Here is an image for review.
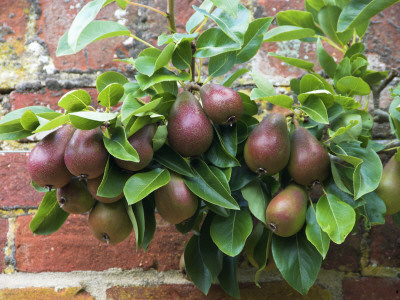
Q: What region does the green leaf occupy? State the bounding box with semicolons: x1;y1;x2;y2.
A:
58;21;130;56
236;17;273;63
103;125;139;162
153;144;195;178
329;112;362;143
210;209;253;256
142;198;156;250
362;70;389;86
171;40;192;70
97;157;130;198
297;96;329;124
20;110;39;131
158;33;198;46
239;92;258;116
124;200;145;250
392;211;400;229
183;159;239;210
298;89;334;107
389;96;400;138
124;168;171;205
96;71;128;93
218;255;240;299
208;51;237;77
136;44;175;76
98;83;124;108
345;43;365;58
336;76;370;96
229;163;257;191
68;112;116;130
136;68;190;90
337;0;400;32
152;125;167;152
334;95;361;110
194;28;241;58
272;232;322;295
206;125;240;168
334;57;352;84
358;192;386;228
305;205;330;258
268;52;314;71
331;141;382;199
264;25;315;42
300;74;324;93
122;98;162;124
317;38;337;78
33;115;69;133
318;6;352;46
210;0;240;17
241;179;270;224
221;69;249;87
185;234;212;295
186;0;214;33
58;90;91;112
277;10;323;34
29;191;69;235
316;193;355;244
254;95;294;109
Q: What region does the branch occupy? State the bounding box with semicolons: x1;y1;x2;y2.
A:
372;69;399;110
167;0;177;33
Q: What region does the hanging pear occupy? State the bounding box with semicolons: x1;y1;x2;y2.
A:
57;178;96;214
376;155;400;215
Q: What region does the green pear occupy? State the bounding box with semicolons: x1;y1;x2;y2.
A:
244;113;290;175
376;155;400;215
57;178;96;214
167;91;213;157
265;184;308;237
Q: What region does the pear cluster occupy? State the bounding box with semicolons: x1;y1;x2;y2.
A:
243;113;330;237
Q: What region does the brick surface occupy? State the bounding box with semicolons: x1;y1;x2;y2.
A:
370;217;400;267
0;152;42;209
0;0;30;45
323;231;361;272
15;214;189;272
0;219;8;272
107;281;331;300
0;287;94;300
343;277;400;300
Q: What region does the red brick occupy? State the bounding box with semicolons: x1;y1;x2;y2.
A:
370;217;400;267
10;88;100;112
15;214;189;272
0;152;42;208
0;287;94;299
0;0;30;45
107;281;331;300
0;218;8;272
343;277;400;300
323;231;361;272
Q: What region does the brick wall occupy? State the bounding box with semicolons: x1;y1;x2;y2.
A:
1;1;400;299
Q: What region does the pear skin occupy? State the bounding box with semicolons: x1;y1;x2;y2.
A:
288;126;330;186
57;178;96;214
200;84;243;125
244;113;290;175
155;172;198;224
376;156;400;215
266;184;308;237
64;128;108;179
115;124;156;171
28;125;75;189
167;91;213;157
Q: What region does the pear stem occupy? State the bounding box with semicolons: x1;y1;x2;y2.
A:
292;117;300;128
265;230;273;265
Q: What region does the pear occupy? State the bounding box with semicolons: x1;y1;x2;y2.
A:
115;124;156;171
200;84;243;125
27;125;75;189
87;175;124;204
266;184;308;237
57;177;96;214
88;200;133;245
288;125;330;186
64;128;108;179
244;113;290;175
167;91;213;157
155;172;198;224
376;156;400;215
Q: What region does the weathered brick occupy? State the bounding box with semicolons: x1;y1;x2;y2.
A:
343;277;400;300
370;217;400;267
107;281;331;300
0;219;8;272
0;152;42;209
323;231;361;273
15;214;189;272
0;287;94;299
0;0;30;45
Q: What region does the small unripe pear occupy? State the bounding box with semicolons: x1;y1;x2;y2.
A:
376;156;400;215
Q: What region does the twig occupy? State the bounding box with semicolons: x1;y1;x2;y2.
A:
372;69;399;110
167;0;176;33
124;0;167;17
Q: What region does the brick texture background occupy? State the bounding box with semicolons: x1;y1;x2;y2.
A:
1;0;400;299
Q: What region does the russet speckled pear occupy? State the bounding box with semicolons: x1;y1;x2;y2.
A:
200;84;243;125
287;126;330;186
376;156;400;215
57;177;96;214
265;184;308;237
155;172;198;224
28;124;76;189
244;113;290;175
167;91;213;157
64;128;108;179
88;200;133;245
115;123;156;172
